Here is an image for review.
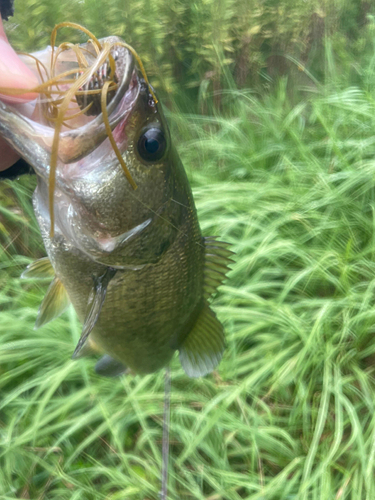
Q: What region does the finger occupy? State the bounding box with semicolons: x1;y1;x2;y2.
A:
0;13;39;170
0;14;39;103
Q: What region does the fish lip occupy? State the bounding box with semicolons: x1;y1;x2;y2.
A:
59;76;140;182
58;37;136;163
58;67;140;165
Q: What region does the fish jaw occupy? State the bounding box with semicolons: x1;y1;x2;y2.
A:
0;37;136;175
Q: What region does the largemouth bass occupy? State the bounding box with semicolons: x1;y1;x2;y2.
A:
0;29;231;378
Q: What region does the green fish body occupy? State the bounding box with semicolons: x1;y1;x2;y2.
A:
0;37;231;377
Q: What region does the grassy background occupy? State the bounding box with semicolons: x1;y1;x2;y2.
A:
2;1;375;499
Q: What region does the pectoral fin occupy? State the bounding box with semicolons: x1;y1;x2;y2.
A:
34;277;70;329
74;337;103;358
72;268;117;359
179;303;225;378
95;355;127;377
21;257;55;279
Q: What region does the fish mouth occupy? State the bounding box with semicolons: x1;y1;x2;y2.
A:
0;26;161;240
0;35;139;167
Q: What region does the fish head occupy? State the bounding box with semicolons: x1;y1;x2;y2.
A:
0;36;192;267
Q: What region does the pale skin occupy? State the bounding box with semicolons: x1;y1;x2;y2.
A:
0;13;38;171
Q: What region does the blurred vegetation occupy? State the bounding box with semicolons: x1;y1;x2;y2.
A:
4;0;375;109
2;0;375;499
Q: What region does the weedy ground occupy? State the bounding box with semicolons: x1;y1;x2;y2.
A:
2;50;375;500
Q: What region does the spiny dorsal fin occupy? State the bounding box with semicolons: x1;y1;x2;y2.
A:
95;355;127;377
179;303;225;378
21;257;55;280
34;277;70;329
204;236;233;300
72;268;117;359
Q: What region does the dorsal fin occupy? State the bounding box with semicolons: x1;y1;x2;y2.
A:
21;257;55;280
179;302;225;378
72;268;117;359
204;236;233;300
34;277;70;329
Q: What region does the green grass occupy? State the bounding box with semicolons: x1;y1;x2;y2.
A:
6;0;375;103
3;71;375;500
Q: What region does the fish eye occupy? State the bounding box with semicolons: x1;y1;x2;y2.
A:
137;126;167;162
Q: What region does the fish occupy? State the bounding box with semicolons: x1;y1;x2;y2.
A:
0;28;232;378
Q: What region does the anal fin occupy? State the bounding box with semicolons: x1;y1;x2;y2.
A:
179;303;225;378
72;268;117;359
95;355;127;377
34;277;70;329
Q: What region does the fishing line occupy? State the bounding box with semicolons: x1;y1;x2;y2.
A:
126;190;207;251
161;366;171;500
0;23;228;498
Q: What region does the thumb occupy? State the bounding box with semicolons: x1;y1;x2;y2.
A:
0;14;39;103
0;13;39;170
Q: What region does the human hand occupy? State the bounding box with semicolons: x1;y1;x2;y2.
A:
0;12;38;171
